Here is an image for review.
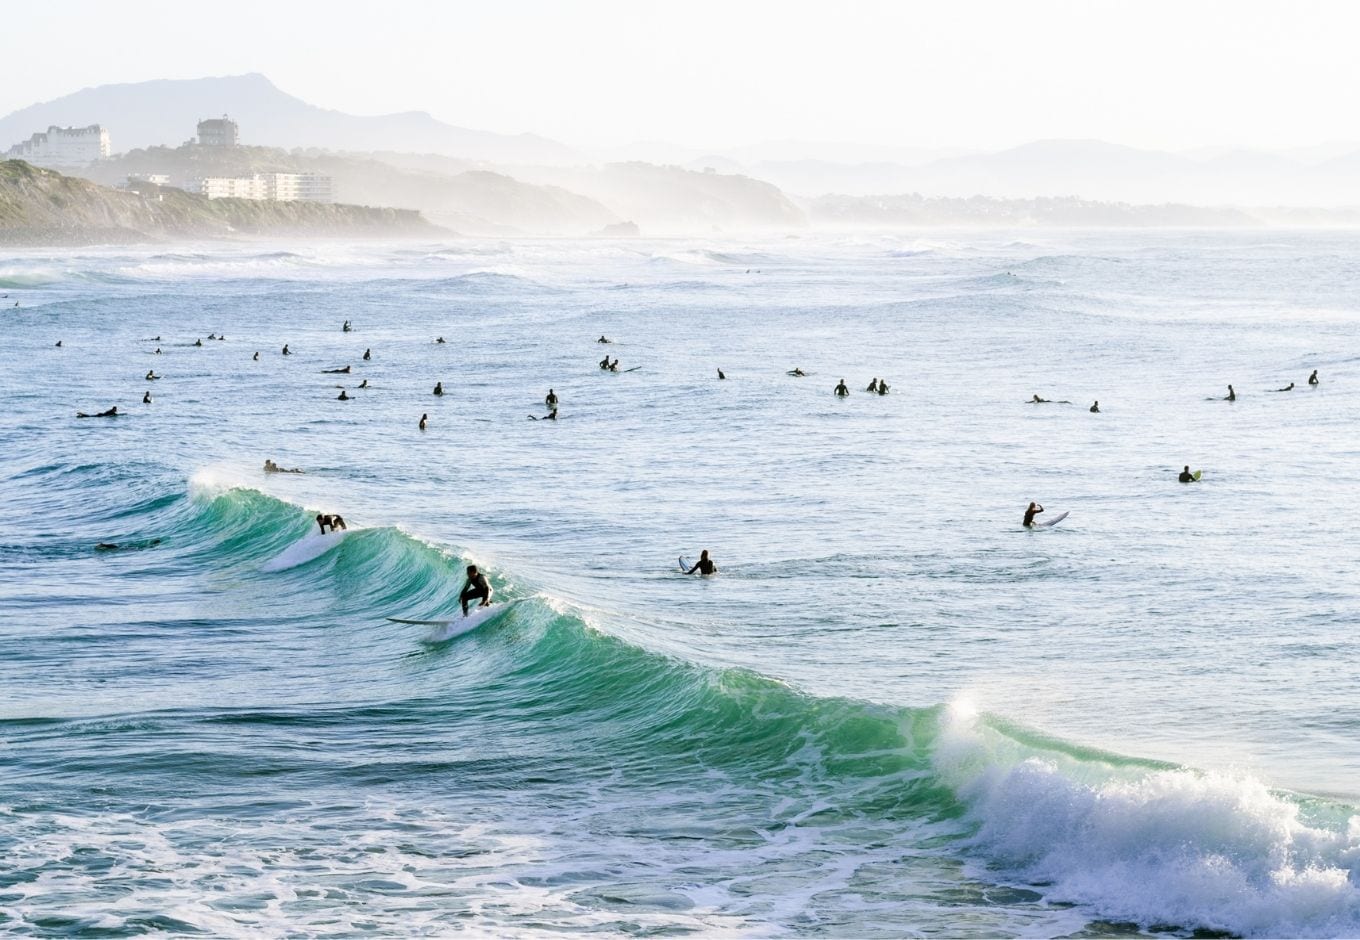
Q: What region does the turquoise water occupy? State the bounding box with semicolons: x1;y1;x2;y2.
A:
2;233;1359;936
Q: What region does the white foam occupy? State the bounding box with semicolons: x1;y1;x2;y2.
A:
935;702;1360;938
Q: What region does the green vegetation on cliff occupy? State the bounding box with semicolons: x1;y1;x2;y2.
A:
0;160;438;245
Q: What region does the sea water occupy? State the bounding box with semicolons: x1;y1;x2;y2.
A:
1;232;1358;937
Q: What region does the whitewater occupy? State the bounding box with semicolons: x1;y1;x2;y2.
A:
2;232;1359;937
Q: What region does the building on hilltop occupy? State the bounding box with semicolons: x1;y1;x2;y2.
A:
187;172;334;203
197;115;239;147
5;125;110;166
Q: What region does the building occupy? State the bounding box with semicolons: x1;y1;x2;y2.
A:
197;115;239;147
266;173;334;204
5;125;110;166
187;172;334;203
189;175;269;200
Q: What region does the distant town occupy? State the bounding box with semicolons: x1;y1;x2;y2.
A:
4;115;334;203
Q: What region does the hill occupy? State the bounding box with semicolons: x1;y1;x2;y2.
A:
0;160;438;245
0;73;578;165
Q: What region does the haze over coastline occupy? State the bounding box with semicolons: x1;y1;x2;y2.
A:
5;4;1360;938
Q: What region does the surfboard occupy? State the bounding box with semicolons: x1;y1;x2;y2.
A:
260;530;348;572
389;602;511;643
1193;470;1203;481
1032;511;1069;528
679;556;690;572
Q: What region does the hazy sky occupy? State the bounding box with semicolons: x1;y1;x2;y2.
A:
4;0;1358;152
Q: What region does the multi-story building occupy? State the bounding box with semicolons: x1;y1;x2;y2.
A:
187;172;335;203
189;175;269;200
197;116;239;147
5;125;110;166
267;173;334;203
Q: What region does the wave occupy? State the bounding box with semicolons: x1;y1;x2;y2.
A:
59;470;1360;938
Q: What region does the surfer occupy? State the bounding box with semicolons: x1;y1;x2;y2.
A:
597;335;611;343
419;413;428;430
717;368;726;379
363;348;371;361
154;347;161;354
877;381;889;395
787;368;806;377
608;359;619;372
599;355;610;369
1030;394;1049;403
1226;384;1235;401
143;391;151;404
145;370;159;380
866;378;879;392
343;320;352;332
337;389;350;401
545;388;559;409
76;406;118;418
358;379;368;389
435;336;446;344
194;339;203;347
55;340;62;348
1022;502;1044;527
208;333;216;340
322;366;351;374
1309;369;1319;386
264;459;303;473
1089;401;1100;413
684;550;718;575
282;344;291;356
1275;382;1294;392
460;564;493;615
1178;466;1197;483
433;381;444;396
253;351;260;361
316;513;347;534
834;380;850;396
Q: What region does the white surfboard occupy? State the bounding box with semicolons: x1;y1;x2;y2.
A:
679;555;690;572
260;530;348;572
1031;511;1069;528
389;602;511;643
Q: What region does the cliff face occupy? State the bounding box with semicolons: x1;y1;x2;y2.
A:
0;160;439;244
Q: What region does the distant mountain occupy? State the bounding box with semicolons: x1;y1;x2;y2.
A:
0;74;580;165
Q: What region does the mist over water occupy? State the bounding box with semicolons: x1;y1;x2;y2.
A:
3;232;1360;937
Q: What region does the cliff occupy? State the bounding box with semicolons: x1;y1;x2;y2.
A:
0;160;439;244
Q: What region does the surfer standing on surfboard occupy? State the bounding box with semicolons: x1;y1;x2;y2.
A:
316;513;347;534
1023;502;1044;527
460;565;493;616
685;550;718;575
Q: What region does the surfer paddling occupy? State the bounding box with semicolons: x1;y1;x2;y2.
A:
76;406;118;418
460;564;493;615
684;550;718;575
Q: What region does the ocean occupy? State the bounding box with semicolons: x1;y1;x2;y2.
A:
2;231;1358;937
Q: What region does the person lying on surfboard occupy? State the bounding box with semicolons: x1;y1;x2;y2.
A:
460;564;493;615
1023;502;1044;527
685;550;717;575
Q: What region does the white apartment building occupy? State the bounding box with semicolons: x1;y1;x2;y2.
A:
5;125;111;166
188;172;335;203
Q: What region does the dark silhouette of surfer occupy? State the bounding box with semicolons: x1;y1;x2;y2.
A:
433;381;444;396
419;413;428;430
1179;466;1197;483
685;550;717;575
1023;502;1044;527
316;514;346;534
76;406;118;418
460;564;493;615
834;380;849;396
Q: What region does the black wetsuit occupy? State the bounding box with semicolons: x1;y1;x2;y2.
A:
687;558;717;575
460;572;491;608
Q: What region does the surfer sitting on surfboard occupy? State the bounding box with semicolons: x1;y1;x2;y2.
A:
1023;502;1044;527
1178;466;1198;483
685;550;718;575
315;513;347;534
460;564;493;615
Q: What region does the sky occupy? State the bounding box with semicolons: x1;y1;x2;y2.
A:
2;0;1358;153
